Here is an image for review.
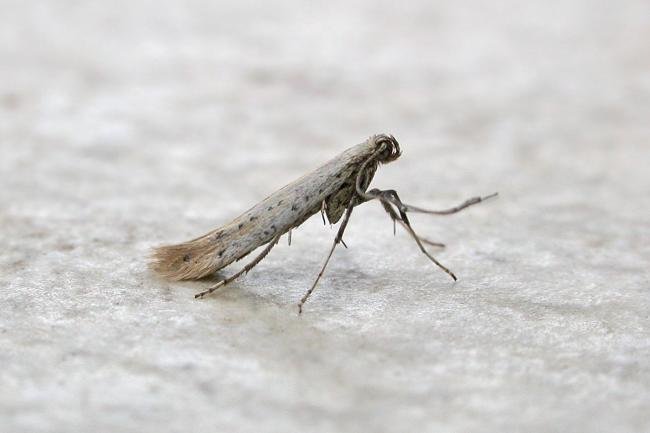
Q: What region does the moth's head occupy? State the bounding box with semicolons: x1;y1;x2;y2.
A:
373;134;401;164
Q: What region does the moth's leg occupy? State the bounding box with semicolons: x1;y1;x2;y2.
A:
395;207;457;281
415;236;445;248
320;200;328;225
298;199;355;314
365;188;457;281
398;192;498;216
353;143;495;216
195;235;281;299
377;197;445;247
397;220;445;248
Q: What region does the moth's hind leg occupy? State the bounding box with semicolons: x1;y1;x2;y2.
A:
195;235;281;299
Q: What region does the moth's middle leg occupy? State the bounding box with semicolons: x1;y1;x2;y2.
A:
298;199;355;314
195;235;281;299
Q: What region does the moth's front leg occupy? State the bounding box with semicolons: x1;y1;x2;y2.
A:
364;188;457;280
368;189;446;247
401;192;499;215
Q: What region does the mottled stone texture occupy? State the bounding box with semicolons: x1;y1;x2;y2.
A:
1;1;648;432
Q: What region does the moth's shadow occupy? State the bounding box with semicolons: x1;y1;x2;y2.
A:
200;271;227;284
193;271;244;299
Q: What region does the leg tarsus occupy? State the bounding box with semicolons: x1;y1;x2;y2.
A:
405;192;498;215
195;235;281;299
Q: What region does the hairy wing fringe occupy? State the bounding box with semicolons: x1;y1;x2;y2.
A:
149;230;225;281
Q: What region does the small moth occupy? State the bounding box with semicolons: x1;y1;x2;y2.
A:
150;134;497;313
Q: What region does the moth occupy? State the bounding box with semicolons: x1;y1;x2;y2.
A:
150;134;497;313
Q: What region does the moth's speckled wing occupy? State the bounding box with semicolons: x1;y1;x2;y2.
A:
151;139;381;281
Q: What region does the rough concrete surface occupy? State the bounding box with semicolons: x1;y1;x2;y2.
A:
1;1;649;432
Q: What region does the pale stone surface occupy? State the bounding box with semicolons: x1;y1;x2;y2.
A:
1;1;649;432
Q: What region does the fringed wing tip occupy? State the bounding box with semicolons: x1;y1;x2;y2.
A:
148;241;217;281
148;244;187;281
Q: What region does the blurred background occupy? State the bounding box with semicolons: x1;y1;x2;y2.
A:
1;1;648;432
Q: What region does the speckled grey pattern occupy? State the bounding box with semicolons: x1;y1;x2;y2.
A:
149;137;384;283
1;1;649;432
